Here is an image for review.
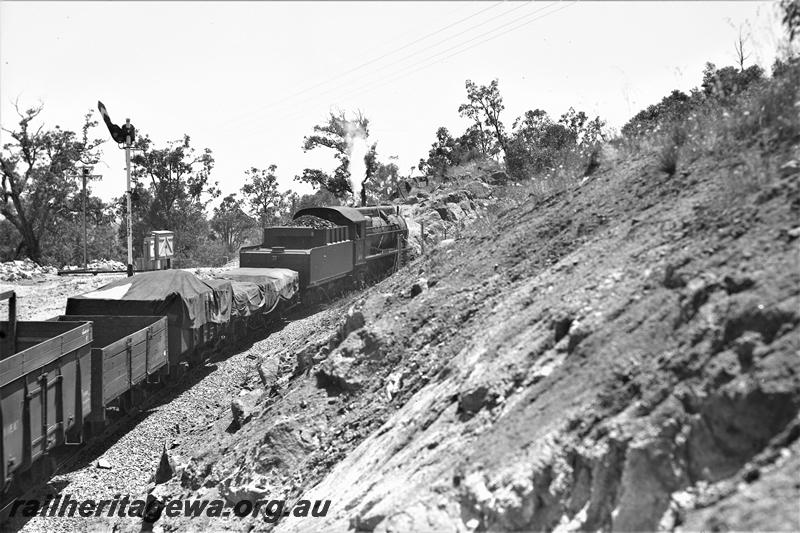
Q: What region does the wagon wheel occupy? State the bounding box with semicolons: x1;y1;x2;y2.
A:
258;312;273;330
232;319;245;344
118;390;136;416
305;286;329;307
303;288;316;307
127;384;147;414
193;346;212;366
31;455;58;483
245;315;259;332
207;333;227;360
317;286;331;304
161;371;176;387
365;267;380;286
354;270;368;291
161;363;186;386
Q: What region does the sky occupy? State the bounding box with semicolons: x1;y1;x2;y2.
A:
0;1;787;206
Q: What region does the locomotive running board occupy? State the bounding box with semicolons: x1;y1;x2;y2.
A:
365;249;403;261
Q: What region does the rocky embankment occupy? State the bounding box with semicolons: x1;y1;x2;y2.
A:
400;162;505;257
52;147;799;532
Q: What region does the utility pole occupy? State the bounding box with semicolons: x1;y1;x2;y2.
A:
82;167;89;269
125;119;133;277
69;166;101;270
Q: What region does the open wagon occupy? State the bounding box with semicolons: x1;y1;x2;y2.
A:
52;315;168;428
1;291;92;499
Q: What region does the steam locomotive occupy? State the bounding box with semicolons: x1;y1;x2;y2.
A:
241;205;408;296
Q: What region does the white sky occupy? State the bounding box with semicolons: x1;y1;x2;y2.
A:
0;1;786;206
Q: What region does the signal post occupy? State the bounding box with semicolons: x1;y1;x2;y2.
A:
125;119;133;277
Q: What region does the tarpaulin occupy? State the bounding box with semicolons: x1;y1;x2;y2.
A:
216;268;299;301
228;281;267;317
204;278;234;323
66;270;232;328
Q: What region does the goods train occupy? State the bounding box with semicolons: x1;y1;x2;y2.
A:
0;206;407;507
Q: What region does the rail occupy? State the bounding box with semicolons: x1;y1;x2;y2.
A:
57;268;171;276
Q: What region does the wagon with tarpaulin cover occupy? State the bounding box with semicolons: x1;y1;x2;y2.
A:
65;270;233;370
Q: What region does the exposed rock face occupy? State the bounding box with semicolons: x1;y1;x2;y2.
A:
463;180;493;199
488;171;509;185
399;185;487;257
316;310;389;395
317;349;363;393
230;399;246;428
258;357;280;392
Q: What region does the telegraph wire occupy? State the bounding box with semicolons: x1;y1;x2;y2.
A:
388;0;579;90
339;1;571;104
216;1;506;130
265;1;572;128
219;1;550;133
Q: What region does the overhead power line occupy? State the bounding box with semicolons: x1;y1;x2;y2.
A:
216;1;507;130
218;1;549;133
264;1;573;127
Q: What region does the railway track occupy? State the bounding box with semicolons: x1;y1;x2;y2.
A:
0;310;291;525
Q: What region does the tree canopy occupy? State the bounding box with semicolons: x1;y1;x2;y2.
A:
459;79;508;159
210;193;254;253
1;103;104;262
240;165;297;226
124;133;218;261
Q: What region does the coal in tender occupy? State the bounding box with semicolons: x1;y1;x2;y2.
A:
288;215;339;229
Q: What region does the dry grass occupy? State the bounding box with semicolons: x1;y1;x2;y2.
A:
657;125;688;176
615;61;800;201
456;62;799;250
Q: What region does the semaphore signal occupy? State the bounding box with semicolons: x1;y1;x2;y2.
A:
97;100;136;276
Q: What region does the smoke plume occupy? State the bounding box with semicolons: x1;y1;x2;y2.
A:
344;121;369;206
